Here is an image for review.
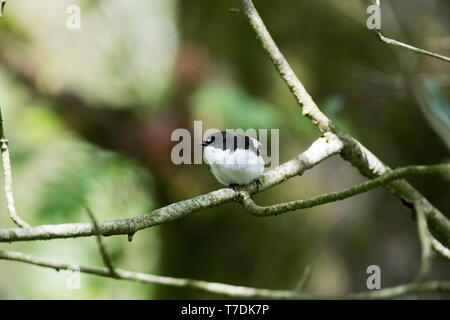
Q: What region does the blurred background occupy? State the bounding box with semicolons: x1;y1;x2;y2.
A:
0;0;449;299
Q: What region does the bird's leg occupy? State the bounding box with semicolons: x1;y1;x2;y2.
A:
229;183;240;190
255;178;262;190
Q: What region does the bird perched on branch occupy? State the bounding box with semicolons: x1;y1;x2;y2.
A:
201;131;264;187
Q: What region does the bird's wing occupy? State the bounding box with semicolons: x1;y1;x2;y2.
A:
249;137;262;150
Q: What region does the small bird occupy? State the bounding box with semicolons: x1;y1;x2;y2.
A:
201;131;264;187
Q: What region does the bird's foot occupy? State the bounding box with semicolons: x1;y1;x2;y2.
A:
253;177;262;191
229;178;262;191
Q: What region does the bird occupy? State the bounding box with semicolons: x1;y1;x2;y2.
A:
201;131;264;187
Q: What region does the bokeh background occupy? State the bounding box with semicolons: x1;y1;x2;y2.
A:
0;0;449;299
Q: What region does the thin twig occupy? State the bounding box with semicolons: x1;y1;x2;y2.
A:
0;1;6;18
84;206;118;278
294;265;311;291
414;201;433;282
0;108;30;228
371;0;450;63
0;249;449;299
348;281;450;299
238;164;450;216
375;32;450;63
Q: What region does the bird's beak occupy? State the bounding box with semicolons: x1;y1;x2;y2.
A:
198;141;208;147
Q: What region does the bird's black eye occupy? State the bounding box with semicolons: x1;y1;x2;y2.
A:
209;136;215;143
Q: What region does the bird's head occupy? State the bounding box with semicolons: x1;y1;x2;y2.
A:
200;132;222;147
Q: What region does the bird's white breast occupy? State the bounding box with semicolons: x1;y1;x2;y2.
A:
204;146;264;186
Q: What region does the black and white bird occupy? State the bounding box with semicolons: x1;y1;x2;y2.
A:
201;131;264;187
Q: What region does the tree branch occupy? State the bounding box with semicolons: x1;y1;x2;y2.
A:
374;31;450;63
0;1;6;18
239;164;450;217
0;107;30;228
1;249;449;299
240;0;333;133
294;265;311;292
432;237;450;260
0;1;447;299
348;281;450;299
239;0;450;247
0;133;343;242
414;201;433;281
371;0;450;63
